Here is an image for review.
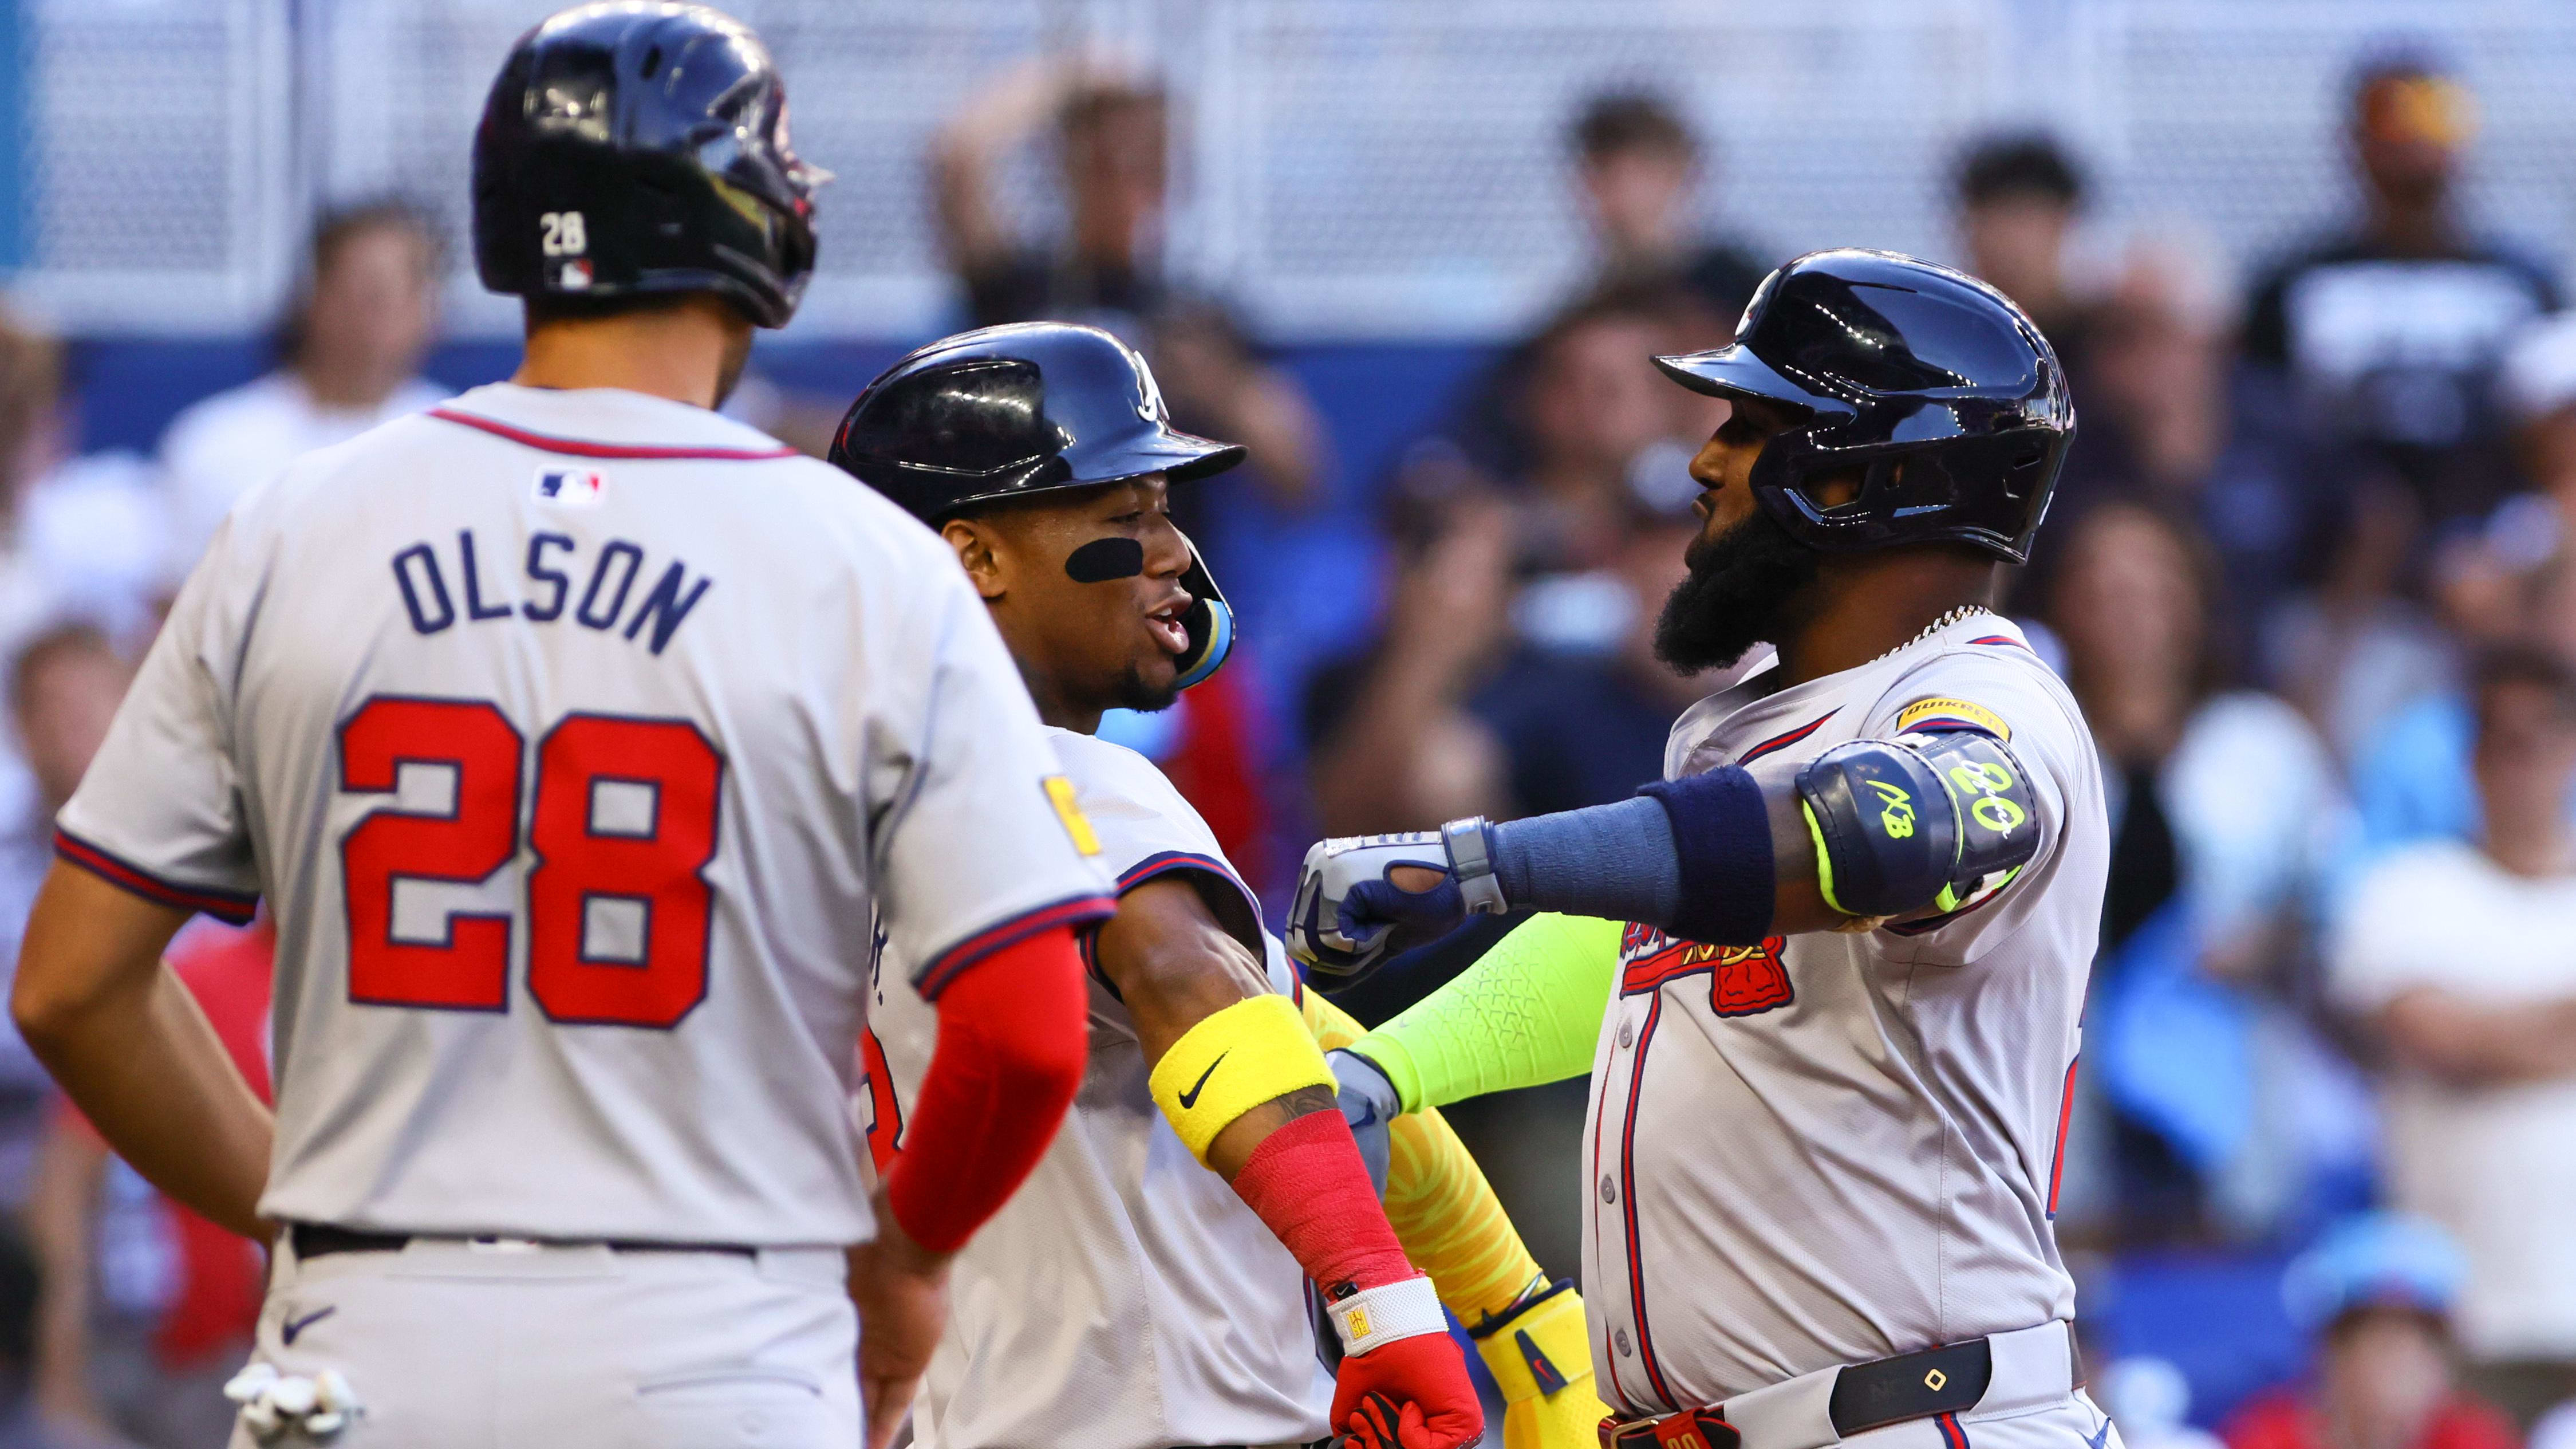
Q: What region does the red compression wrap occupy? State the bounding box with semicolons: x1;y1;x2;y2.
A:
882;923;1088;1254
1229;1108;1415;1292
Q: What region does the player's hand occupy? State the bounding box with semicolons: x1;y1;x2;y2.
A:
1332;1334;1484;1449
1328;1049;1402;1196
1289;832;1475;982
1468;1280;1612;1449
847;1191;953;1449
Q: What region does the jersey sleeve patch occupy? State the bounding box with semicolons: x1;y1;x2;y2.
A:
1893;696;2010;741
1042;774;1103;857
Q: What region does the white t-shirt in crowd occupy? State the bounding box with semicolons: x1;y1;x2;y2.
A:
159;369;447;580
2332;839;2576;1358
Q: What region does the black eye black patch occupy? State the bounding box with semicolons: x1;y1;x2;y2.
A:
1064;537;1146;583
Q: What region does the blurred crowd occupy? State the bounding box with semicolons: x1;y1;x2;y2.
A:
0;36;2568;1449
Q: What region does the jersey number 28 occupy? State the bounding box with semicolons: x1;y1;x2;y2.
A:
337;696;723;1029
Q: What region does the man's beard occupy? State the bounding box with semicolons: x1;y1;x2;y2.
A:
1653;504;1820;674
1108;662;1181;715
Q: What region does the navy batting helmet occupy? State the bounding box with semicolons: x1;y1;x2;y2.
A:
1654;249;2074;563
830;322;1244;689
472;2;826;329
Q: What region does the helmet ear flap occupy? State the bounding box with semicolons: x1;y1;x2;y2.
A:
1171;536;1233;691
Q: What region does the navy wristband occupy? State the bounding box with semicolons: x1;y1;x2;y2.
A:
1637;767;1777;946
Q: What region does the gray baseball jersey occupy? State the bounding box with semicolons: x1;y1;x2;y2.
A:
57;382;1113;1247
1581;613;2106;1411
863;728;1332;1449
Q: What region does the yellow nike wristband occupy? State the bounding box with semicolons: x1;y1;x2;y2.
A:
1148;994;1335;1164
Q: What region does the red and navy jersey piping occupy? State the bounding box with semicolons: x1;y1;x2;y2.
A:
913;892;1116;1000
428;407;800;461
1735;708;1839;765
54;829;260;925
1617;995;1680;1409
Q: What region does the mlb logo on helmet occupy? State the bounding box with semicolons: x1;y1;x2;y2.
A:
534;468;606;507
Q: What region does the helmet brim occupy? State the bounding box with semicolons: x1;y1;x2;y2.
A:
1652;346;1851;418
1079;428;1248;487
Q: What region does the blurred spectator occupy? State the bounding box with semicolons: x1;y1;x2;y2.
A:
159;200;447;580
2338;325;2576;865
0;1224;123;1449
2333;645;2576;1426
0;625;129;1211
931;58;1167;334
1569;90;1770;321
1956;134;2096;355
2105;1357;2229;1449
2242;54;2556;529
2048;503;2364;1245
1952;132;2131;612
1146;299;1327;518
2220;1214;2519;1449
2263;471;2458;770
1392;284;1689;568
1469;498;1703;818
1305;499;1517;835
2052;240;2324;666
929;64;1326;518
24;919;270;1449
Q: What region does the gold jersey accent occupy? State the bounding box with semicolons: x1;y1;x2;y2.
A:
1893;695;2010;741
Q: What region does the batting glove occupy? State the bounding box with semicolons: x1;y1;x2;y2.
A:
1326;1290;1484;1449
1288;821;1506;982
1468;1279;1611;1449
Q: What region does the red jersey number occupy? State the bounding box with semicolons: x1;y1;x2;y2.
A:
337;697;724;1029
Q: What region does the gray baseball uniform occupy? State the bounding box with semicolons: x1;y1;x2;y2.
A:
1582;613;2109;1436
863;729;1332;1449
55;383;1113;1446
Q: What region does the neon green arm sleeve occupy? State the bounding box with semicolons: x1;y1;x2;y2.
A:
1349;912;1622;1113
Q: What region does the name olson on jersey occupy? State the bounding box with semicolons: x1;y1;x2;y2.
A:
389;529;711;655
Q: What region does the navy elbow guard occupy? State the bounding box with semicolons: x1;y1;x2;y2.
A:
1794;731;2040;919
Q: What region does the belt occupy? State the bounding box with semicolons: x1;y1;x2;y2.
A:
1601;1321;2082;1449
289;1222;760;1261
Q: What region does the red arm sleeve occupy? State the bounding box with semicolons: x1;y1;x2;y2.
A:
880;923;1089;1254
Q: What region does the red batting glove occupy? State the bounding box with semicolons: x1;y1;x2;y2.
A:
1332;1332;1484;1449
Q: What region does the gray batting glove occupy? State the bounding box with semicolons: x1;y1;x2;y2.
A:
1287;822;1508;985
1329;1048;1402;1196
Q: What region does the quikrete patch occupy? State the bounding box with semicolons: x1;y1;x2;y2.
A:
1893;696;2010;741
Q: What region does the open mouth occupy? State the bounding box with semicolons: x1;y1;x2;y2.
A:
1146;597;1190;656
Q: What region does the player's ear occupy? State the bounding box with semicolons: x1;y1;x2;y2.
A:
941;518;1008;601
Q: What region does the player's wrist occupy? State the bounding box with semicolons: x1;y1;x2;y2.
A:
866;1184;957;1273
1323;1273;1447;1357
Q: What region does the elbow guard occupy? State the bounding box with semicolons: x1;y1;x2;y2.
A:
1794;730;2039;919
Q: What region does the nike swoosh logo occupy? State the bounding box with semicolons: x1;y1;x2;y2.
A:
2086;1419;2110;1449
1177;1052;1228;1109
281;1306;337;1345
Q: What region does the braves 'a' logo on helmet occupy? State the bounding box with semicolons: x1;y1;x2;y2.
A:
1618;924;1792;1018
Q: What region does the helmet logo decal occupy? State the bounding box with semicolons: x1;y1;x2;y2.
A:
1065;537;1146;583
1129;350;1169;424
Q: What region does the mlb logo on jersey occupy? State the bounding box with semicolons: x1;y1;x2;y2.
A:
534;467;607;508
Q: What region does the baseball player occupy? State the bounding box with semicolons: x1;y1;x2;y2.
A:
10;8;1108;1448
829;321;1609;1449
1290;251;2118;1449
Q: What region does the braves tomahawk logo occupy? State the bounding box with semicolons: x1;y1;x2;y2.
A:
1618;923;1793;1017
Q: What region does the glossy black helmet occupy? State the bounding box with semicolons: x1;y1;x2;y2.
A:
830;322;1246;688
472;2;826;329
1654;249;2074;563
